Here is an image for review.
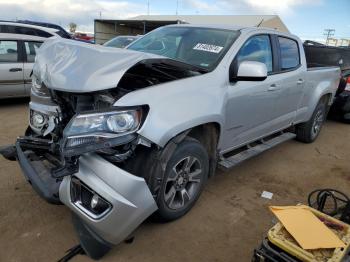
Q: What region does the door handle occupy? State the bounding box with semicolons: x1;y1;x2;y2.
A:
9;68;22;72
268;84;279;91
297;79;304;85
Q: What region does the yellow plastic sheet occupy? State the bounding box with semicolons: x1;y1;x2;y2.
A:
270;205;345;250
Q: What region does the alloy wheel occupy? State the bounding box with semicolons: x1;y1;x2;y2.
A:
163;156;202;210
311;109;324;139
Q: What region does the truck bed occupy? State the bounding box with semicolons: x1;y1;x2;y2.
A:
304;43;350;71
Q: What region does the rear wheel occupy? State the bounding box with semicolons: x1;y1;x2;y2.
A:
295;99;327;143
155;138;208;222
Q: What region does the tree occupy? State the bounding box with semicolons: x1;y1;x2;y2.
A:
69;22;77;33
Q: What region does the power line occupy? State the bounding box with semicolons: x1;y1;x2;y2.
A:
324;29;335;45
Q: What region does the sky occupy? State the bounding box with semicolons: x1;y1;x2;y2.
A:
0;0;348;41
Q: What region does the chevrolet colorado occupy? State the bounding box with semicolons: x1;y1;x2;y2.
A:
0;25;340;259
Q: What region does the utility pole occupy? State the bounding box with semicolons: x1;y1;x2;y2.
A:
147;0;150;15
176;0;179;15
324;29;335;45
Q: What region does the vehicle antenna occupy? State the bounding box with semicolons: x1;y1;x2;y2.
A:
256;19;264;27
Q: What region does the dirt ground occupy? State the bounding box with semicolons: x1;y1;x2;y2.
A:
0;98;349;262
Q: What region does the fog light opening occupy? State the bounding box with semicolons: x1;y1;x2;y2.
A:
70;177;112;219
90;194;99;209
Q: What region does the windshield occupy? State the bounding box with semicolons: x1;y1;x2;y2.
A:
127;26;240;71
104;36;138;48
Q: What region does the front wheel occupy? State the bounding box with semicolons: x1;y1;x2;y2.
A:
155;138;209;222
295;99;327;143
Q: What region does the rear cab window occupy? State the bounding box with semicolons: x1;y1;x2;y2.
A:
0;40;18;63
278;37;300;71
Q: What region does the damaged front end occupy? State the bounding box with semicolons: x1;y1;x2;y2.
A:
0;38;210;260
0;77;158;259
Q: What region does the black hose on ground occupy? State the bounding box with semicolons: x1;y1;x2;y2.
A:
57;244;86;262
308;188;350;223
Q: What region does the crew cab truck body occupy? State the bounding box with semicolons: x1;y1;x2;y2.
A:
0;25;340;259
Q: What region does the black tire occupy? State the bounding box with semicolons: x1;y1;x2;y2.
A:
342;117;350;124
155;137;209;222
341;111;350;124
295;99;327;143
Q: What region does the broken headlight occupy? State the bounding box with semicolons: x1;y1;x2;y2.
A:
62;109;142;154
31;75;50;97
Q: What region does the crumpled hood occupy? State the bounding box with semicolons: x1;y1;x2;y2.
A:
33;38;163;92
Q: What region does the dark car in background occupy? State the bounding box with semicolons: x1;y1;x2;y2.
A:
17;20;72;39
304;42;350;122
330;72;350;122
103;35;140;48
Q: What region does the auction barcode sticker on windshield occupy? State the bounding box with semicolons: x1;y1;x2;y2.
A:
193;43;224;53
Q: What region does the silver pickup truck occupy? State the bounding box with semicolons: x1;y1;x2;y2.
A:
0;25;340;259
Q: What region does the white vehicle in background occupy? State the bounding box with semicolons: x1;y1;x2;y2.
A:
0;22;60;98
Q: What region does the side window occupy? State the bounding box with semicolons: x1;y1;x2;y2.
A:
3;25;52;38
0;25;8;33
237;35;273;73
24;41;43;63
278;37;300;71
19;27;37;36
0;41;18;63
5;25;17;34
35;29;53;38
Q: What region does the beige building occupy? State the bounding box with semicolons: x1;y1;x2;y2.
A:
94;15;289;45
327;38;350;47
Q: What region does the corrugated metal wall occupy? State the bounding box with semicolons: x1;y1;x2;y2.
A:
94;21;143;45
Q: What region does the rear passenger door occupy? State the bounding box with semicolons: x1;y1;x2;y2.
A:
272;36;304;128
23;41;43;95
0;40;24;97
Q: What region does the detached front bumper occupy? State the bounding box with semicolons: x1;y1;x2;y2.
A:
59;153;158;246
1;140;158;259
14;139;62;204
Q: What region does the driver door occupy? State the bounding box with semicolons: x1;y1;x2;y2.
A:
221;34;280;151
0;40;24;97
23;41;43;95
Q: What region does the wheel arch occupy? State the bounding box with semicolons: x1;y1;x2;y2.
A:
303;91;334;122
319;92;333;115
163;122;221;178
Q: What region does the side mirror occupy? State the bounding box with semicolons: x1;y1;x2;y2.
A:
231;61;268;81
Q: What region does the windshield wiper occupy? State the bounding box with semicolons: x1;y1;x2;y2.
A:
140;58;209;80
158;59;210;74
144;63;179;80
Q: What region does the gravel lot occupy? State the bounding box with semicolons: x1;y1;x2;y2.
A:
0;98;349;262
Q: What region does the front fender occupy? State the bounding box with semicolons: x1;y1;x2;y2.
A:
114;72;226;147
154;116;223;147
